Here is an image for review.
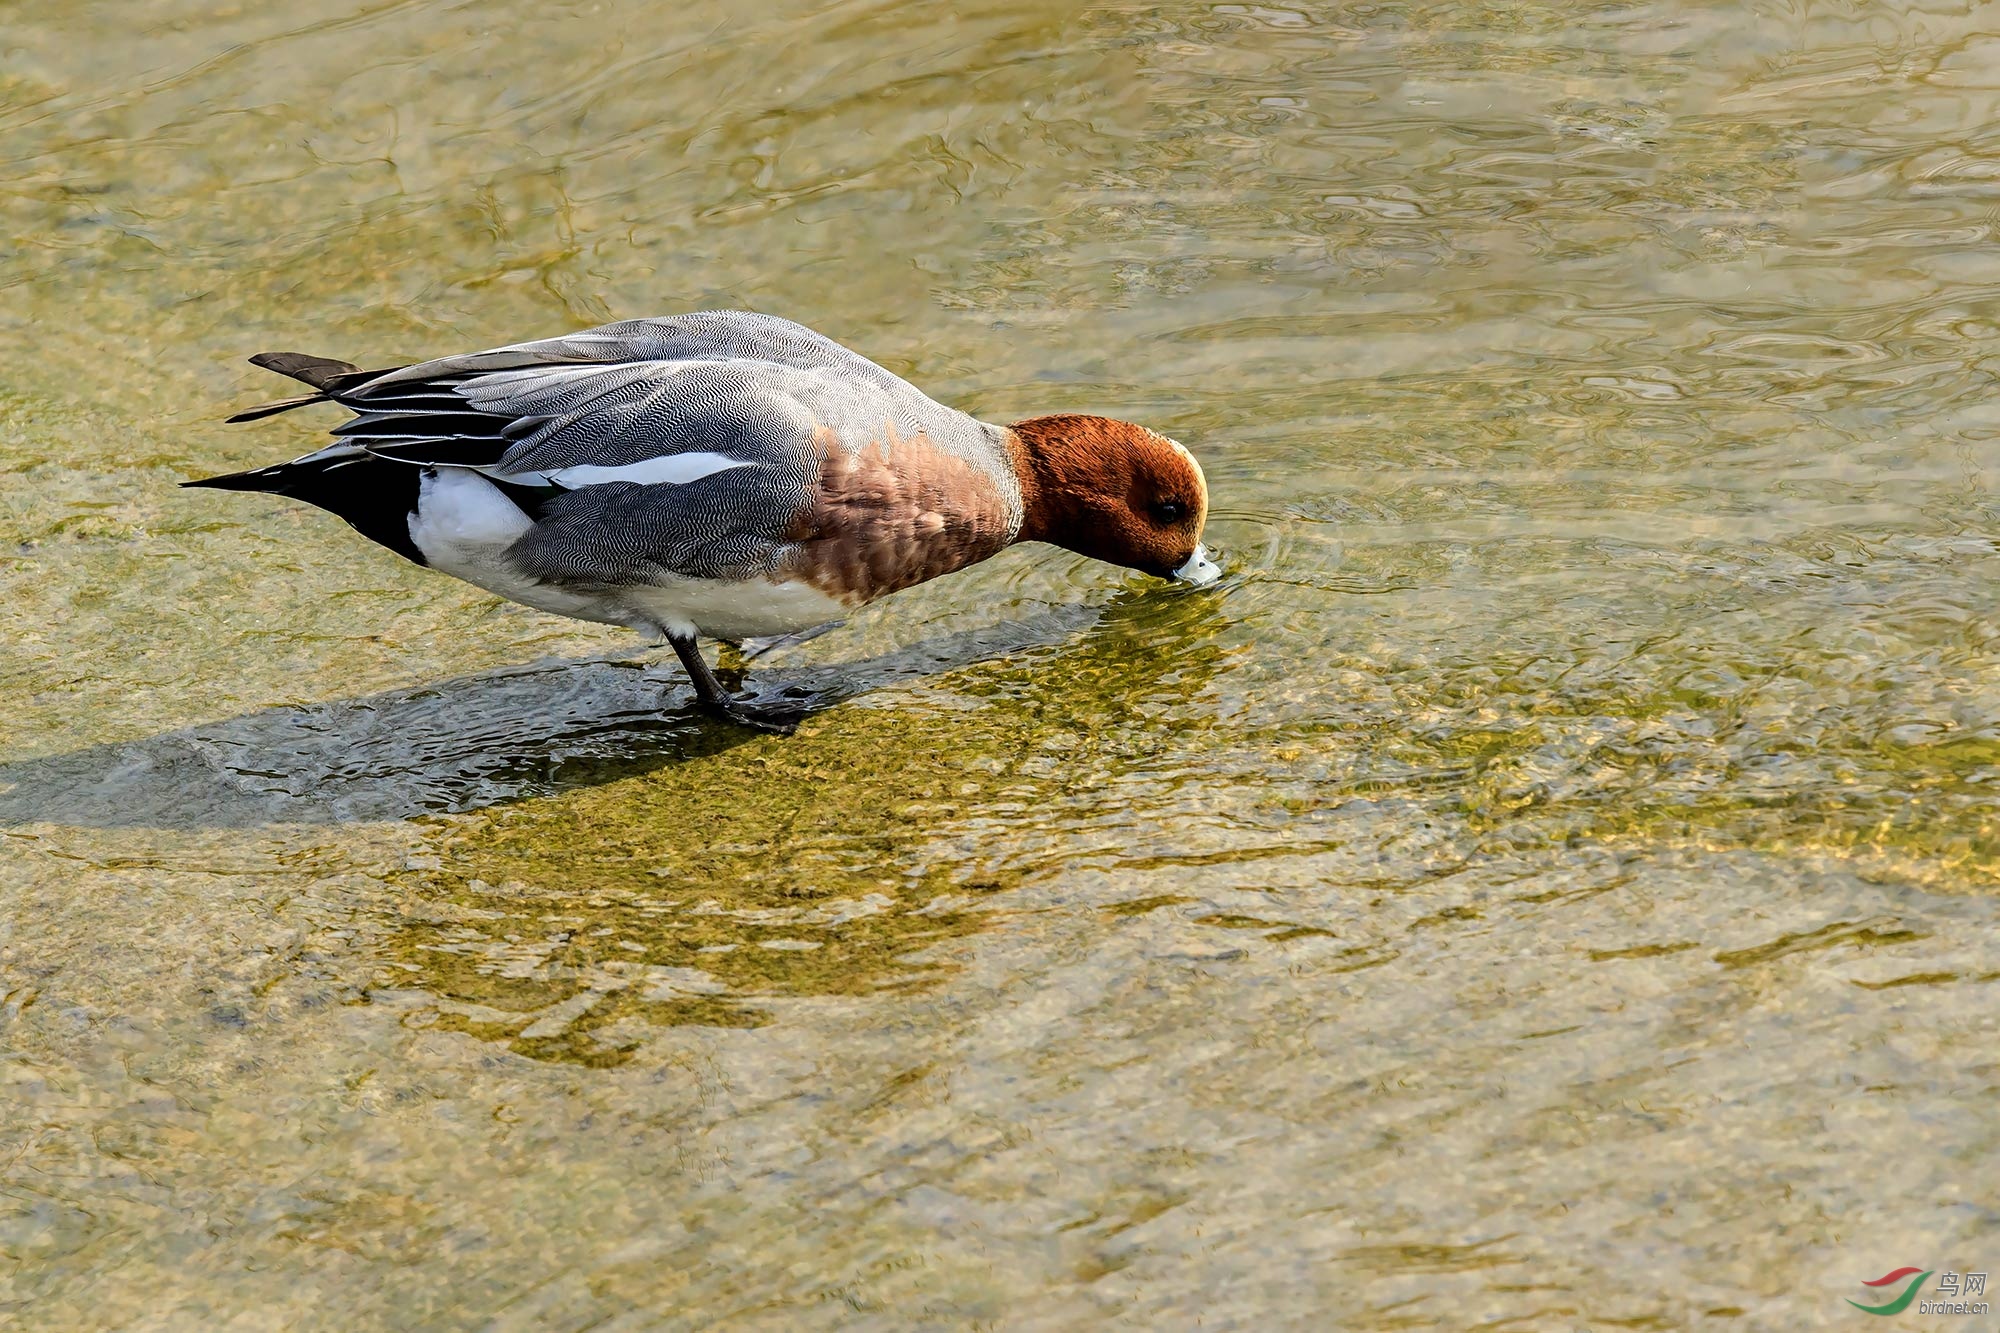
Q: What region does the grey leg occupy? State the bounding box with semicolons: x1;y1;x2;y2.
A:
668;632;811;735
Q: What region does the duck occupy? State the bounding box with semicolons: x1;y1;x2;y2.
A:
185;311;1219;732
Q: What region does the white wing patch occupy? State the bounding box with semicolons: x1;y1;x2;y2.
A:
494;451;754;490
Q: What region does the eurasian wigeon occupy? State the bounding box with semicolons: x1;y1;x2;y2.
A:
186;312;1219;731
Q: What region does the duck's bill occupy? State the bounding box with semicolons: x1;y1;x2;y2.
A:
1171;544;1221;587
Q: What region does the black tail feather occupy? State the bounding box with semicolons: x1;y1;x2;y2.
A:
248;351;359;389
180;456;429;566
181;465;295;492
227;353;407;423
225;394;327;424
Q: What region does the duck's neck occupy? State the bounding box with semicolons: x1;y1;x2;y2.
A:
1002;414;1118;545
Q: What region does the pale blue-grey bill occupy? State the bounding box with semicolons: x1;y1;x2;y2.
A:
1172;543;1221;587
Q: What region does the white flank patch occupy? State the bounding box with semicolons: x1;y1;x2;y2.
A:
406;469;614;623
409;467;532;563
496;451;753;490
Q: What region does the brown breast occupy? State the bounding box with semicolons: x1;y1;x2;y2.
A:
783;426;1019;604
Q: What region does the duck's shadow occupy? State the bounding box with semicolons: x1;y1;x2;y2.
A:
0;605;1103;830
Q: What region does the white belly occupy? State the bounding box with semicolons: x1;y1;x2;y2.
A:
406;467;847;640
620;575;849;641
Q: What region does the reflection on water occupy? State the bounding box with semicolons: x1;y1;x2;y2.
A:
387;593;1228;1063
5;0;2000;1325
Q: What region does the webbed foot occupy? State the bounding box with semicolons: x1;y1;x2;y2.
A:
707;688;820;735
670;630;823;735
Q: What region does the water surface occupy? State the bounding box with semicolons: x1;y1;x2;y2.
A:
3;1;1999;1326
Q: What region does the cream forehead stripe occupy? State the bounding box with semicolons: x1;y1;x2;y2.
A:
1158;434;1209;512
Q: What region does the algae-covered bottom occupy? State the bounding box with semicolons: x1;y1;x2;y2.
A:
3;0;1998;1326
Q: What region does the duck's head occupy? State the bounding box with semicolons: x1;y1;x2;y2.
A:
1005;413;1219;586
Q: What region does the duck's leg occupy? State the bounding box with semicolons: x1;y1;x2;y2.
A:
667;632;811;735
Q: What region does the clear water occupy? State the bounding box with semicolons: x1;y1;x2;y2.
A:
3;1;1998;1326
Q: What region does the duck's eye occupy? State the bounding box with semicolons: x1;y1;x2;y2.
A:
1151;499;1187;524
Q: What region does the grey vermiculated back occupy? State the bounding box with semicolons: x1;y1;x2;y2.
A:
319;312;1024;589
460;362;819;474
364;311;905;393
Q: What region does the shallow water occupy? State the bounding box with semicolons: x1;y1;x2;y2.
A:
4;0;1999;1326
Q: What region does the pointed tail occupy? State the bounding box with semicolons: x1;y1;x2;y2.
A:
223;351;403;423
180;465;294;493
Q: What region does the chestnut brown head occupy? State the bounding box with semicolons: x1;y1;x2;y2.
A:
1004;414;1218;584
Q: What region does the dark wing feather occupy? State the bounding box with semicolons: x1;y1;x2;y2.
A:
248;351;358;388
334;364;838;482
352;312;903;394
226;392;329;424
228;353;407;422
265;313;872;472
231;311;942;461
